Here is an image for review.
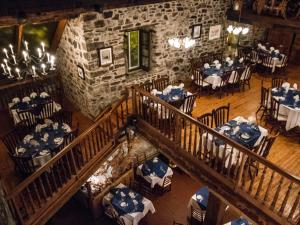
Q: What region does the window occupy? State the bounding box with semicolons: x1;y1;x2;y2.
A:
124;29;151;72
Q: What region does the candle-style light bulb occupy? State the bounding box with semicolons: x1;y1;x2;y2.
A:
1;63;7;74
32;65;37;77
3;48;8;58
3;59;8;67
41;63;46;75
41;42;45;52
37;48;42;58
24;40;28;51
9;44;14;55
12;55;17;64
22;51;28;62
15;67;21;79
7;66;12;77
50;55;55;68
46;53;50;62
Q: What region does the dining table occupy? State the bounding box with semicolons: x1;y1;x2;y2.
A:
8;91;61;124
15;119;71;167
271;85;300;131
136;157;173;188
201;59;245;89
202;116;268;168
103;183;155;225
187;186;209;218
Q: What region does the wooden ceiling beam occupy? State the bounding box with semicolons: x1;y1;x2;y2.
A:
50;19;67;52
16;24;23;55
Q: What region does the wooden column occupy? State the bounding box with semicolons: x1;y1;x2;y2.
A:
204;192;227;225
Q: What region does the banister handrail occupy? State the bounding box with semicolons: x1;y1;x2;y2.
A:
131;85;300;185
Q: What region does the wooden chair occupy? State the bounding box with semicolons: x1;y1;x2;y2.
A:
250;50;259;64
39;100;55;120
190;206;205;225
216;70;231;98
153;77;170;91
192;69;211;94
140;81;153;93
1;129;23;156
181;94;197;116
51;110;73;126
54;124;79;154
271;77;286;89
275;55;288;75
261;55;274;74
169;99;185;109
12;155;36;175
158;175;172;194
248;131;279;178
17;109;37;128
240;64;254;91
228;67;243;94
268;98;287;130
255;86;270;121
213;103;230;128
197;113;214;128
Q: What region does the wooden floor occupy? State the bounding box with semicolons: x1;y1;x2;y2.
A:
0;64;300;224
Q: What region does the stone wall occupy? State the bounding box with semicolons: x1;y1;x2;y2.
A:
57;0;232;118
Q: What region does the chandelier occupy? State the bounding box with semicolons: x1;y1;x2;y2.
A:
1;40;56;80
227;25;249;35
168;37;195;49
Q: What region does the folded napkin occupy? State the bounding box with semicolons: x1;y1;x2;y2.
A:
282;82;290;89
204;63;210;69
179;83;184;89
24;135;34;143
151;89;158;95
258;43;262;48
239;57;244;63
30;92;38;99
225;57;231;62
213;60;219;65
270;47;275;51
40;92;49;98
162;89;170;95
216;64;221;70
274;49;280;54
44;119;53;126
247;116;256;124
35;124;43;133
228;60;234;66
261;46;267;50
12;97;20;104
22;96;31;103
294;95;299;102
293;83;298;90
166;85;172;90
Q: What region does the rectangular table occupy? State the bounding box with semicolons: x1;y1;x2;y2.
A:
103;184;155;225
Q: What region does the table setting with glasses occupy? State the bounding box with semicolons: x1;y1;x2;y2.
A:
271;82;300;130
202;116;268;167
15;119;71;167
8;91;61;124
257;44;286;72
201;57;245;89
187;186;209;218
103;183;155;225
136;157;173;188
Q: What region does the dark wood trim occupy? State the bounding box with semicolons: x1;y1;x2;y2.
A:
50;19;67;51
16;24;23;55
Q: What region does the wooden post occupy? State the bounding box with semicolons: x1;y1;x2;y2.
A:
203;192;227;225
0;180;16;225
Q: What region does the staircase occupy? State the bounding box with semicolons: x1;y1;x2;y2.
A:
4;87;300;225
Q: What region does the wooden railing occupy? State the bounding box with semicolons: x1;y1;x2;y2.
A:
131;85;300;225
4;94;131;225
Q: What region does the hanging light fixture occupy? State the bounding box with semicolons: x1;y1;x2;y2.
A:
168;36;195;49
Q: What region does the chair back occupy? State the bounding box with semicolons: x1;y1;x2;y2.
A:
255;132;279;158
271;77;286;89
169;99;185;109
162;175;172;188
55;125;79;154
262;56;273;68
1;129;23;155
140;81;153;93
39;100;55;120
197;113;214;128
17;109;37;128
190;206;205;224
270;97;281;120
241;64;254;81
213;103;230;128
182;94;197;115
260;86;270;108
51;110;73;126
104;205;116;219
220;70;232;87
13;155;36;175
231;67;244;84
250;50;259;63
153;77;169;91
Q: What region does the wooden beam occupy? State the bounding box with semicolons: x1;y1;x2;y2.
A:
16;24;23;55
204;193;227;225
50;19;67;51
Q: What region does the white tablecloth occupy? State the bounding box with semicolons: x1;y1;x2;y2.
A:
103;184;155;225
272;91;300;131
204;71;236;89
187;194;202;219
202;116;268;168
9;101;61;124
136;164;173;188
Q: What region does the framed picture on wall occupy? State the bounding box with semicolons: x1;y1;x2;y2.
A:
99;47;114;66
209;25;222;40
77;65;85;80
191;24;202;39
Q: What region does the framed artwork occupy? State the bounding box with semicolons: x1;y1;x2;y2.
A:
191;24;202;39
209;25;222;40
77;65;85;80
99;47;114;66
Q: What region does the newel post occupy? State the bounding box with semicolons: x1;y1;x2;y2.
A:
203;192;227;225
234;152;247;192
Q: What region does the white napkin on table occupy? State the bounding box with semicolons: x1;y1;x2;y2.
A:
228;60;234;66
24;135;33;143
12;97;20;104
40;92;49;98
204;63;210;69
282;82;290;89
293;83;298;90
151;89;158;95
274;49;280;54
247;116;256;124
179;83;184;89
294;95;299;102
225;57;231;62
22;97;31;103
216;64;221;70
30;92;38;99
270;47;275;52
239;57;244;63
213;60;219;65
258;43;262;48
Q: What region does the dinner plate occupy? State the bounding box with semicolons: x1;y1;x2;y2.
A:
241;133;251;140
196;195;203;201
54;137;63;144
222;125;231;131
172;96;179;100
17;148;26;153
40;150;49;156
